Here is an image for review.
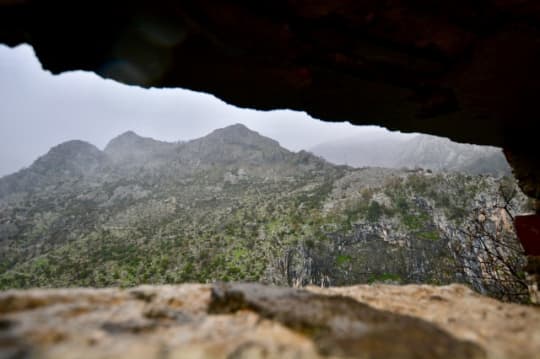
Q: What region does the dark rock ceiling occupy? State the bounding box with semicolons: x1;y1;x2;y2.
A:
1;0;539;199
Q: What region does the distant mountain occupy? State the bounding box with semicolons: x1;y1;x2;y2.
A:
0;140;107;198
310;133;512;176
0;124;529;298
0;124;329;196
174;123;297;166
309;134;409;169
104;130;175;165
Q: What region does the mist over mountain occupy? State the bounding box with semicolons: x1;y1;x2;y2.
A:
0;124;327;195
0;124;529;297
310;133;512;176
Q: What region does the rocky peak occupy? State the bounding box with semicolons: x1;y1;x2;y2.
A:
104;131;175;164
42;140;101;158
105;131;153;152
109;130;139;142
32;140;105;175
0;140;106;198
179;124;290;166
204;123;280;149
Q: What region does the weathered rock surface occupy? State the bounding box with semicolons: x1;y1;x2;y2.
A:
310;284;540;359
0;283;538;359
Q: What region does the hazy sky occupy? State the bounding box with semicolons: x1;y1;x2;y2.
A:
0;44;412;177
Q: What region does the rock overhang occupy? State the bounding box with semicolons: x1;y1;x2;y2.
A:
1;0;539;199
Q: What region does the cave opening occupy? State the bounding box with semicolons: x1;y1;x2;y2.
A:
0;42;536;304
1;2;540;357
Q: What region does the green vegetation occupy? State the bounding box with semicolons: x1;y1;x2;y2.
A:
0;128;527;292
366;201;382;222
418;231;439;241
0;168;521;289
336;254;351;266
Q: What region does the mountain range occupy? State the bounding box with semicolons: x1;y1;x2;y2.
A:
0;124;530;300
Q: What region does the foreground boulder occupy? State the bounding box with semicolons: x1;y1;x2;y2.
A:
0;283;538;359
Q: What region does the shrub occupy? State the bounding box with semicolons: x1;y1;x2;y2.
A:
366;201;382;222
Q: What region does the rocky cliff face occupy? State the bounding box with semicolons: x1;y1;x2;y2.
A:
0;125;532;300
268;168;530;296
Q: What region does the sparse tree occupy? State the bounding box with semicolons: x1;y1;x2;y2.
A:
450;179;529;303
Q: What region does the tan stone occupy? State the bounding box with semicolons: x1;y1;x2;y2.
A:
309;284;540;359
0;284;538;359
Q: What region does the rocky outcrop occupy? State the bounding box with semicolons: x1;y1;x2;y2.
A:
210;283;484;359
310;284;540;359
1;283;539;359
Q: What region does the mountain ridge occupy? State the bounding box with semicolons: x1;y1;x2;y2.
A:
310;133;511;176
0;124;329;198
0;124;530;301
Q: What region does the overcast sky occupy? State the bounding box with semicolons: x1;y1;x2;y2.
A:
0;44;412;177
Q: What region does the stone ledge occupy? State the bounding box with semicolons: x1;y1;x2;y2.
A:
0;283;538;359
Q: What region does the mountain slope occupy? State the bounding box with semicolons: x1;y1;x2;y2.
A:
0;125;530;299
0;140;107;199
